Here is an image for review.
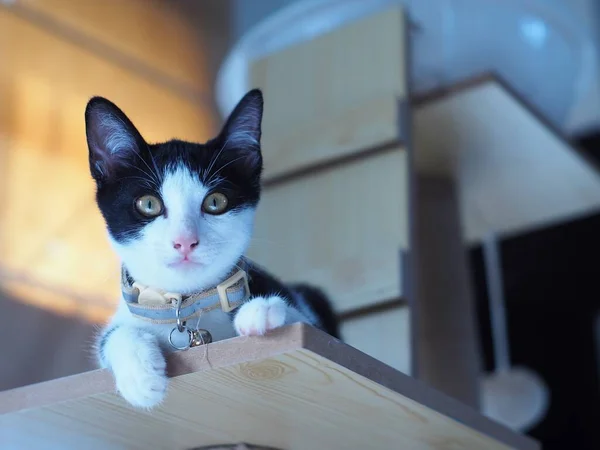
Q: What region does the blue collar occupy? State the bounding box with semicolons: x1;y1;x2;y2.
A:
121;268;250;324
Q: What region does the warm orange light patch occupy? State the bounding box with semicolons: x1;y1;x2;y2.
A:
0;2;216;323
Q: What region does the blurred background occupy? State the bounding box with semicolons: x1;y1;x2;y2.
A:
0;0;599;449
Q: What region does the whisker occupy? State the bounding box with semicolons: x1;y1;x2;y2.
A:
205;156;247;186
119;160;159;188
146;147;162;184
119;176;158;190
112;115;161;185
204;137;232;183
137;153;161;185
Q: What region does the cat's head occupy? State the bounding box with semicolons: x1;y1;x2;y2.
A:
85;90;263;293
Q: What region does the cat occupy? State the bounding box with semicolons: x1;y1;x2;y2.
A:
87;89;339;409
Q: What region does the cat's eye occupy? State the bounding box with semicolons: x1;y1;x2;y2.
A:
135;195;163;217
202;192;229;215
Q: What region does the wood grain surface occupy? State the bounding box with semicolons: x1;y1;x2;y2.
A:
0;324;538;450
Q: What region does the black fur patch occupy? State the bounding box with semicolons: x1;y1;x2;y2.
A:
238;260;340;339
289;283;340;339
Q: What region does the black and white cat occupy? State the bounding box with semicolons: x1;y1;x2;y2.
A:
87;90;339;409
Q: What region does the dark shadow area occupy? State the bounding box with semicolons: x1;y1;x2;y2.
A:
0;291;96;391
471;211;600;450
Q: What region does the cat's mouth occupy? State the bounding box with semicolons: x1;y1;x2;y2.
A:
167;258;202;269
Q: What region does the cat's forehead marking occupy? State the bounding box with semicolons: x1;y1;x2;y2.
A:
160;164;208;218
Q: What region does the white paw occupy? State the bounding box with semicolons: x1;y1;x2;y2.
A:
234;296;287;336
111;332;168;409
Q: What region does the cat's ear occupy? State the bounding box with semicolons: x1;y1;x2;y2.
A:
85;97;146;182
221;89;263;151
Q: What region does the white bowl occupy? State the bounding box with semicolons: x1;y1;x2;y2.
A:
216;0;597;131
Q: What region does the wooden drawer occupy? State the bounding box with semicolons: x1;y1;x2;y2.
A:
251;7;408;180
248;148;408;312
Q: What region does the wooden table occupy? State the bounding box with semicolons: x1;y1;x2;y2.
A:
0;324;538;450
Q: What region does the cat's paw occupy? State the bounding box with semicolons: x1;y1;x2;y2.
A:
111;333;168;409
234;296;287;336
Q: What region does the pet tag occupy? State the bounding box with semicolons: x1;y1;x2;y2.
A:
169;326;212;350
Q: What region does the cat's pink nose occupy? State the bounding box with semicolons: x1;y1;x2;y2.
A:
173;236;199;254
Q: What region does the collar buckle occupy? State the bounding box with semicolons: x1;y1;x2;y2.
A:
217;270;250;312
133;282;181;306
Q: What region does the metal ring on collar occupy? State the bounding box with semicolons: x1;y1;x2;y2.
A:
169;326;192;351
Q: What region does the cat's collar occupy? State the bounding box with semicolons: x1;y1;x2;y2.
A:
121;266;250;324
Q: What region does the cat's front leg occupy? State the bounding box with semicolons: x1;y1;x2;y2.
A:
97;325;168;409
233;296;289;336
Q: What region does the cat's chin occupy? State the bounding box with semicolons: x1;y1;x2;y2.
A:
160;265;212;292
121;252;241;294
134;260;234;294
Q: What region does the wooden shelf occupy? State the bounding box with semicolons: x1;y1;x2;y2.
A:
414;74;600;243
0;324;538;450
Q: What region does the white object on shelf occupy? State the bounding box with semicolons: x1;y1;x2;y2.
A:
217;0;597;132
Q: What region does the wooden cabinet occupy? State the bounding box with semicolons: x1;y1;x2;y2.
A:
247;7;410;314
